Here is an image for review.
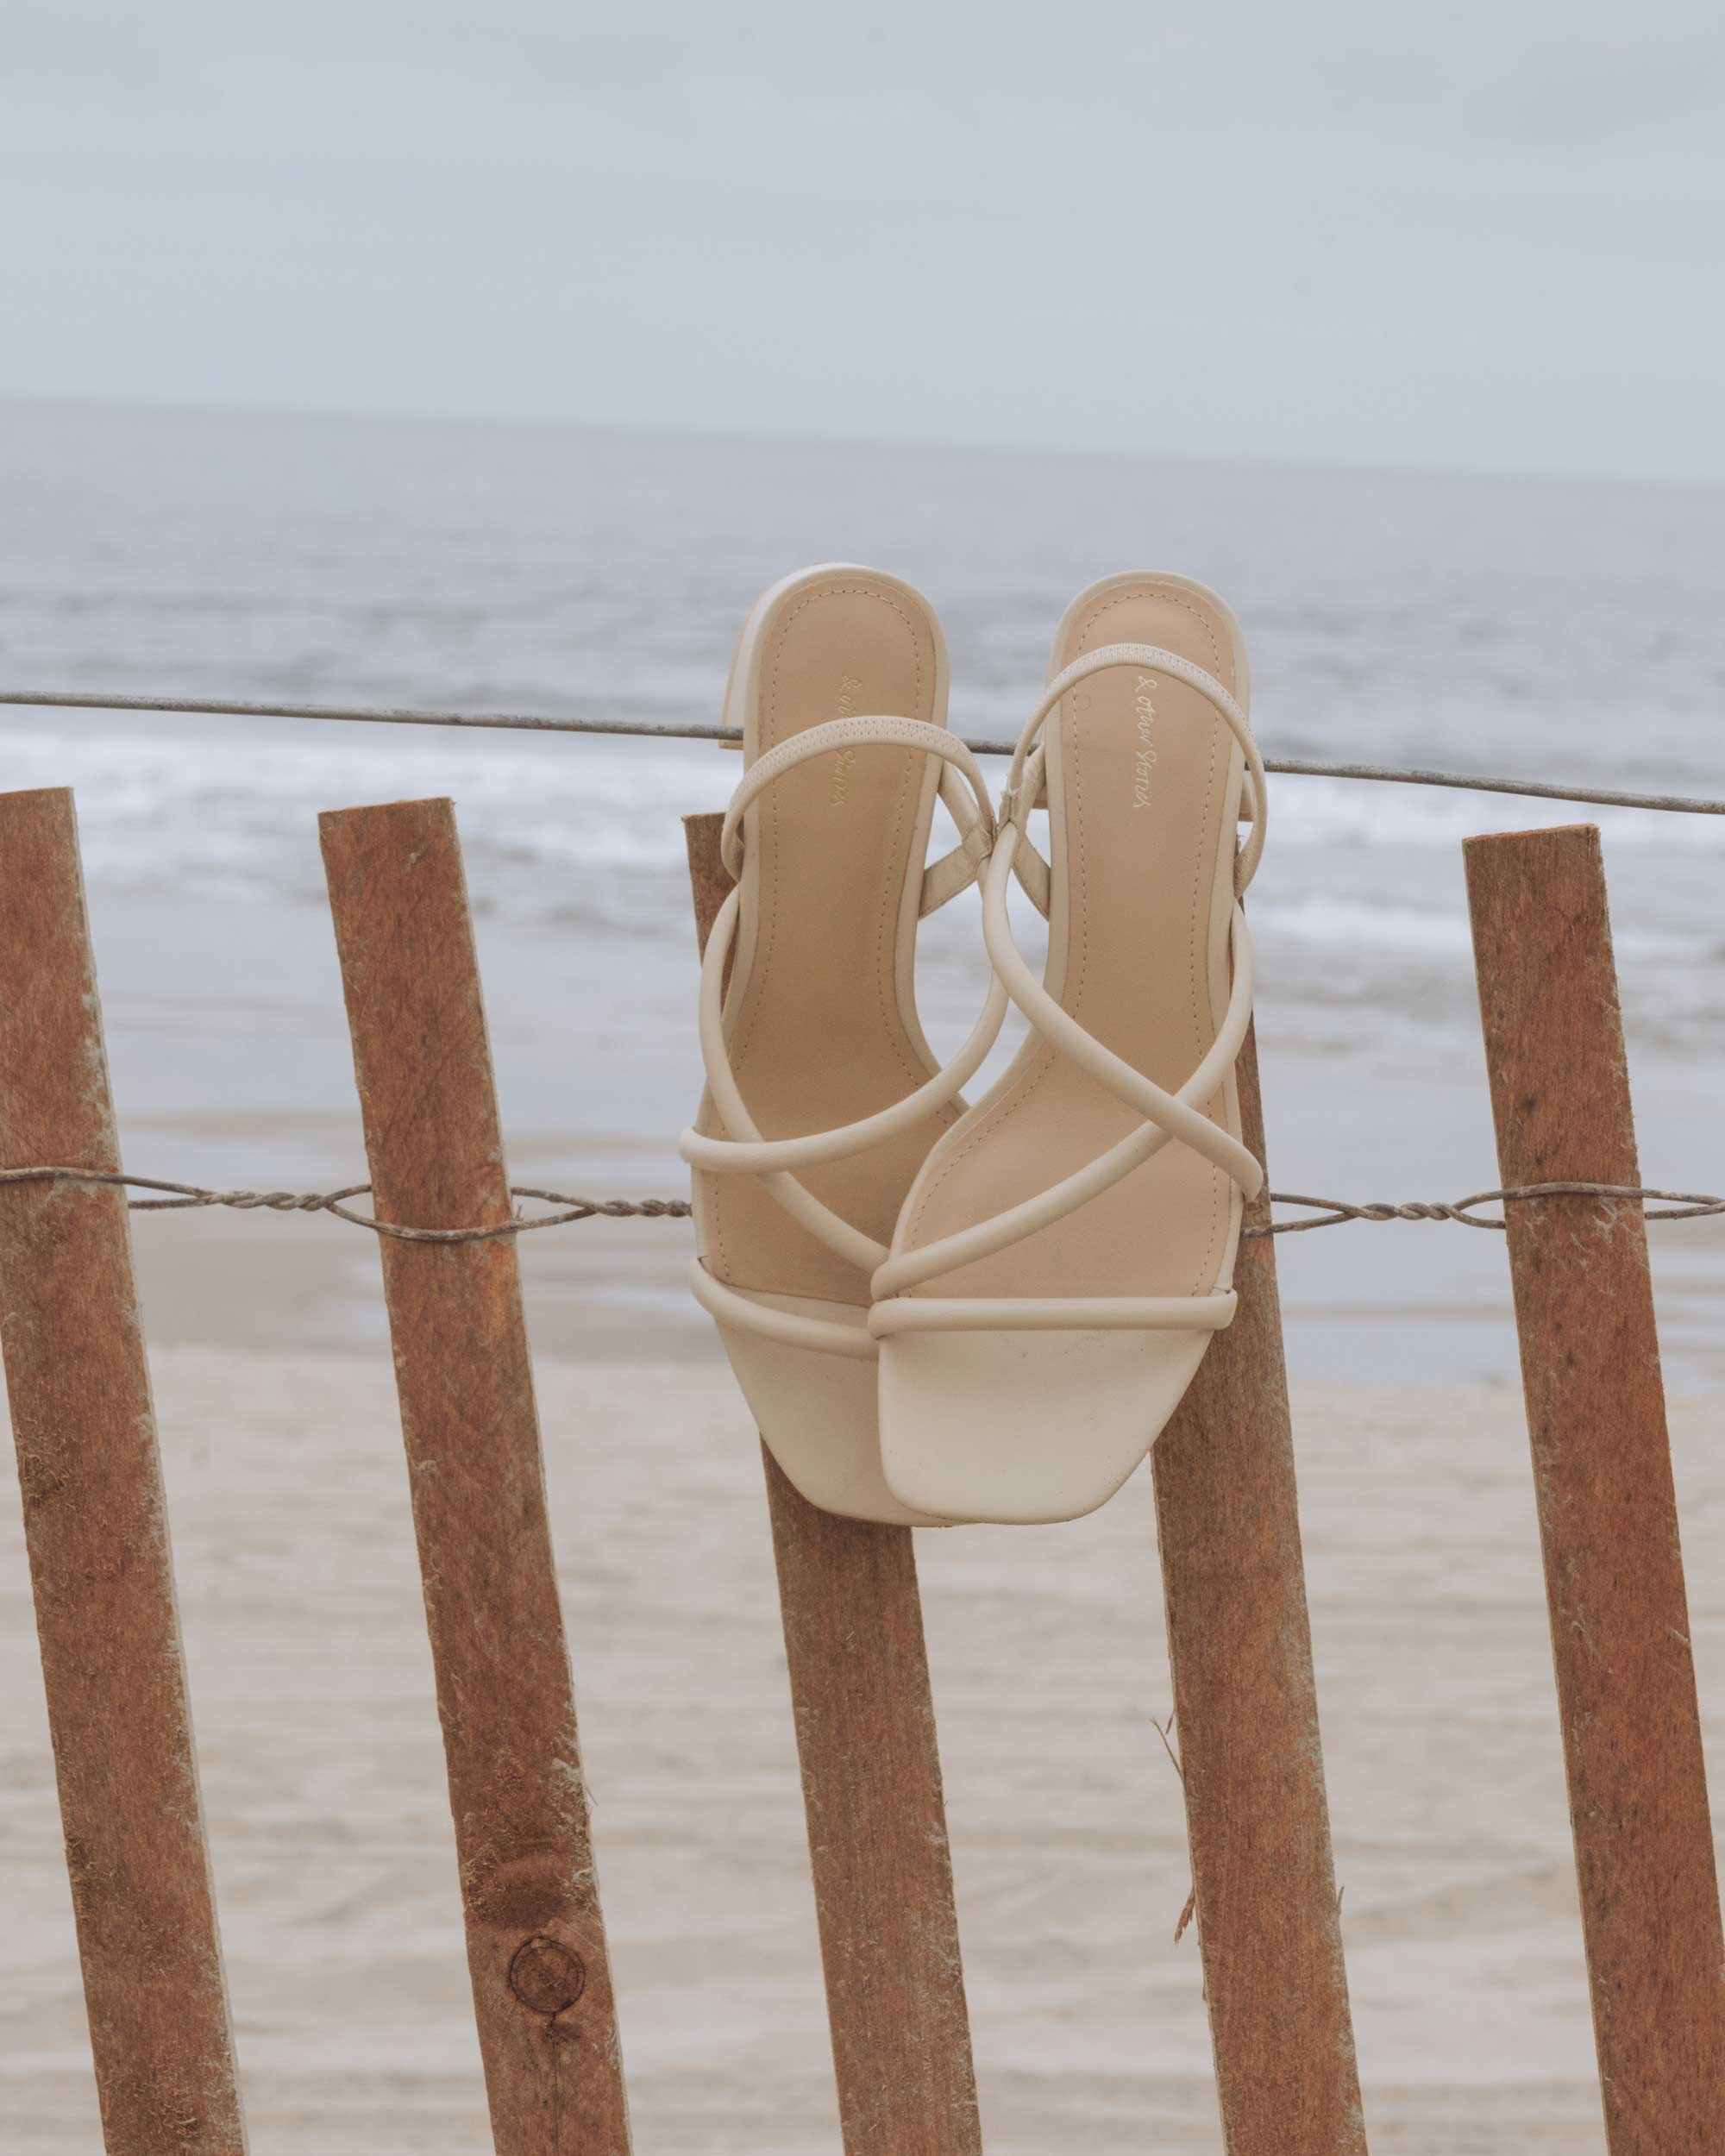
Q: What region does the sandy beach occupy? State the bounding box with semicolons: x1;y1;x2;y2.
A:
6;1214;1722;2153
5;403;1725;2153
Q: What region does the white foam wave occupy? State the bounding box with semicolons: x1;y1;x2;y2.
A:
1272;774;1725;853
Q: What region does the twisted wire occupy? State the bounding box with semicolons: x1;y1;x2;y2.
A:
0;1166;1716;1244
0;1166;690;1244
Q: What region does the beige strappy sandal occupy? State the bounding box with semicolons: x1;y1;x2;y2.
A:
680;564;1006;1525
870;573;1267;1526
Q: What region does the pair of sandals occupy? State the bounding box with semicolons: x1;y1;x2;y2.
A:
681;565;1266;1527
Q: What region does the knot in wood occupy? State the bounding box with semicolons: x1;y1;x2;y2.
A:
507;1934;586;2016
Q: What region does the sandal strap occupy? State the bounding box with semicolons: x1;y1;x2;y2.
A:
871;862;1258;1298
1000;644;1267;915
685;714;1009;1275
869;1289;1238;1338
983;834;1261;1189
919;764;997;914
689;1260;878;1360
720;713;998;912
871;646;1267;1313
681;881;1008;1186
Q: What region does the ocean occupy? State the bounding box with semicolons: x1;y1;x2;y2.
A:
4;395;1724;1382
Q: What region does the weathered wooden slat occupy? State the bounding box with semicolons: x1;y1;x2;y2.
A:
321;798;631;2155
1153;1022;1368;2154
0;787;248;2156
685;812;982;2156
1465;822;1725;2152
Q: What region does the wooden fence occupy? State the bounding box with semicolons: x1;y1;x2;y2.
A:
2;781;1722;2154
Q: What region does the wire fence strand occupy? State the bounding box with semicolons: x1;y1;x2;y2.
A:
1;1166;1719;1244
5;688;1725;818
0;1167;691;1244
6;692;1720;1244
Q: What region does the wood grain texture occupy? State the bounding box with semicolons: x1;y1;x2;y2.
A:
0;787;248;2155
685;812;982;2156
1465;823;1725;2152
321;797;631;2155
1153;1023;1369;2155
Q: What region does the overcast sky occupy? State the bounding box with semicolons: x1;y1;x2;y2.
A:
6;1;1724;479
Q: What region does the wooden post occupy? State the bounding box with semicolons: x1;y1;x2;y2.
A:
1465;823;1725;2152
321;798;631;2156
0;787;248;2156
685;814;982;2156
1153;1025;1368;2154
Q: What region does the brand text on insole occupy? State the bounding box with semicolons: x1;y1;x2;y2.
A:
1133;676;1157;808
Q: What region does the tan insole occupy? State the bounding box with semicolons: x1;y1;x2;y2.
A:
897;580;1241;1299
699;574;963;1308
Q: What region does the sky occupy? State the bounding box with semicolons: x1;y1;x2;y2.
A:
6;0;1725;479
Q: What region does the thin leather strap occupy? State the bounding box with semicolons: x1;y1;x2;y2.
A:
982;831;1261;1189
686;886;889;1272
869;1289;1239;1338
920;763;997;914
871;649;1267;1328
688;711;1007;1289
690;1258;878;1360
1003;643;1267;914
721;714;997;902
871;854;1258;1300
681;883;1008;1178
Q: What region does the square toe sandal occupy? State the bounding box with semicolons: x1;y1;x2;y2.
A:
869;573;1268;1526
680;563;1007;1525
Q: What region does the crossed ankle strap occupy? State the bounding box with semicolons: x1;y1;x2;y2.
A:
870;645;1265;1330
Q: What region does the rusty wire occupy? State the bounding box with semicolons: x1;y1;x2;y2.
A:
1263;1185;1725;1233
0;1165;1718;1244
0;1166;690;1244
